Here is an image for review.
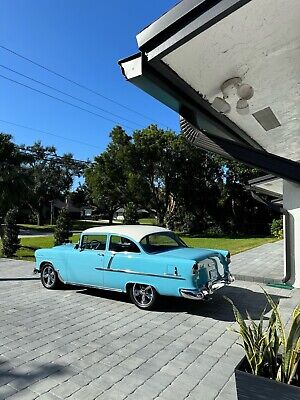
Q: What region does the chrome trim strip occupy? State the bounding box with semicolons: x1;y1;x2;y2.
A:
95;267;186;281
66;281;123;292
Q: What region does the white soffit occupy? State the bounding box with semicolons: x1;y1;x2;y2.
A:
254;178;283;197
162;0;300;161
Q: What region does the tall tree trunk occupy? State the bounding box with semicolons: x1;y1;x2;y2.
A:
0;217;4;240
156;212;165;226
36;199;45;226
108;211;114;225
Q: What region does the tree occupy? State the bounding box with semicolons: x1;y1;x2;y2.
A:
2;208;20;257
130;126;223;230
70;184;91;208
22;142;84;225
54;208;72;246
165;136;223;232
0;134;31;231
218;159;276;235
85;126;132;224
130;125;178;225
123;202;139;225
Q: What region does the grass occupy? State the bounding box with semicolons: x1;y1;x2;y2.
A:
0;234;80;261
181;236;278;255
17;217;153;233
139;218;157;225
18;220;106;233
18;224;56;232
0;233;278;261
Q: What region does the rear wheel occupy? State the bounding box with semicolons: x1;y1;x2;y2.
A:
41;263;61;289
129;283;158;310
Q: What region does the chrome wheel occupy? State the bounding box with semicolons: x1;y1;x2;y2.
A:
41;263;58;289
130;283;157;310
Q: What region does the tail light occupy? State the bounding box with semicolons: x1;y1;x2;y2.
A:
192;263;199;274
226;251;231;264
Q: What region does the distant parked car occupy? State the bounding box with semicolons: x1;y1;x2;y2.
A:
34;225;234;310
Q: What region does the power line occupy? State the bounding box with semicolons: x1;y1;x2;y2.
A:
0;64;144;128
0;118;102;150
0;73;136;130
0;44;168;127
19;147;91;165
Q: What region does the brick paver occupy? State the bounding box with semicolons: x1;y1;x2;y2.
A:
230;240;284;283
0;244;299;400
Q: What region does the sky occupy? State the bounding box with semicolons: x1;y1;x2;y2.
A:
0;0;179;162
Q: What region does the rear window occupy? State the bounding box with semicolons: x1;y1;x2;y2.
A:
140;232;187;253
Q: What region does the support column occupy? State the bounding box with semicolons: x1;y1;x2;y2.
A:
283;180;300;288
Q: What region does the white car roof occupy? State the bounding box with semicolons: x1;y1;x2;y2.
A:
82;225;171;242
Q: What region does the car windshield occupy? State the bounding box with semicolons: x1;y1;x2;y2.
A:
140;232;187;253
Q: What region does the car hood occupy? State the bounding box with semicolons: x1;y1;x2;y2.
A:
154;247;224;261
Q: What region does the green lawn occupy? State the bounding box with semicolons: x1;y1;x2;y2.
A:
0;234;80;261
181;236;278;255
139;218;157;225
18;224;56;232
18;220;106;233
0;233;278;261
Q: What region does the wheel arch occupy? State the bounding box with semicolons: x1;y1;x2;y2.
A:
125;281;160;295
40;261;65;284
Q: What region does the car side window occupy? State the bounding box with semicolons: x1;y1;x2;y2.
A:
81;234;107;250
109;235;140;253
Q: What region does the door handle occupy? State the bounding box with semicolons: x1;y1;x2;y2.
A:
98;253;104;257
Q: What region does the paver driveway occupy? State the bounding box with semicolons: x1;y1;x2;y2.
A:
0;255;299;400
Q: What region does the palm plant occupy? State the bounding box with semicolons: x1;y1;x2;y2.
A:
226;289;300;385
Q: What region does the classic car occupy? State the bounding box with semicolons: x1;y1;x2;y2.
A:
34;225;234;310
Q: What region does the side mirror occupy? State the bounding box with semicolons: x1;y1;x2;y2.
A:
74;243;79;250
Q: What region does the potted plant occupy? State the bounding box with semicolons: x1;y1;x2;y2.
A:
226;289;299;399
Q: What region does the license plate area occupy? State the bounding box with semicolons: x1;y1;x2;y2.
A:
199;256;224;282
208;268;218;281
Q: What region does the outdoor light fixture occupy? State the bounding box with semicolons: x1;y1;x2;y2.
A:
211;96;231;114
221;77;242;99
237;83;254;100
212;77;254;116
236;99;250;115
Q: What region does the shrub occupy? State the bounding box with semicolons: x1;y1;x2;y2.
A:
123;202;139;225
2;208;20;257
226;289;300;385
164;207;198;234
54;208;72;246
271;218;283;239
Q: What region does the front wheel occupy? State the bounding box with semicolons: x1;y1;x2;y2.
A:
41;263;61;289
129;283;158;310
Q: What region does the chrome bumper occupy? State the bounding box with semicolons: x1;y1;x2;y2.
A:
180;275;235;300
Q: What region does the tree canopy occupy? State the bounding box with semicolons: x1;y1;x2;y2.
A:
85;125;275;235
0;127;276;235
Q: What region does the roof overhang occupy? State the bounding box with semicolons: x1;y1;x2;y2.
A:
248;175;283;198
119;0;300;184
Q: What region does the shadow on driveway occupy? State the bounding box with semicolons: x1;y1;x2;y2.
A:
0;358;72;389
76;285;287;322
0;277;40;281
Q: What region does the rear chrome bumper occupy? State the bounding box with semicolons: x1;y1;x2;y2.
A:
180;275;235;300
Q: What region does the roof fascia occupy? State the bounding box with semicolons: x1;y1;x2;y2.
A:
119;53;264;149
137;0;252;61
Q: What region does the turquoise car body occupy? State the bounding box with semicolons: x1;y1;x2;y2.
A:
35;225;234;300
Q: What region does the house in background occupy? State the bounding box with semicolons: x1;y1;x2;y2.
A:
114;208;150;221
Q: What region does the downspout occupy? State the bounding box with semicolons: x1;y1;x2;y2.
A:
250;190;291;283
